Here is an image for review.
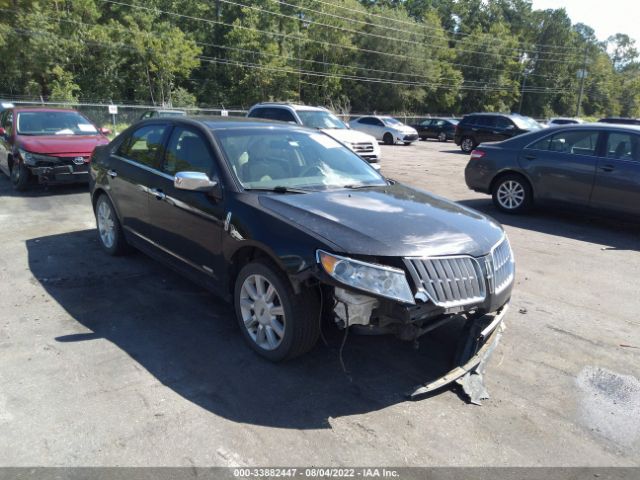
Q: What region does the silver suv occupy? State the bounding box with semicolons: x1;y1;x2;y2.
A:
247;103;381;163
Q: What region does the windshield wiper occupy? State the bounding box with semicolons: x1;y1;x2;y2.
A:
245;186;310;194
342;183;385;189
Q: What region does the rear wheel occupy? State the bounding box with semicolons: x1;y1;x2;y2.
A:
234;260;320;361
10;161;30;191
383;133;394;145
492;174;533;213
95;194;130;255
460;137;475;153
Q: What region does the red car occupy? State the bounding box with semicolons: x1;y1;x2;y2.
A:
0;107;110;190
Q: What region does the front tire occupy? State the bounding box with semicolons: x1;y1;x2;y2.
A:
460;136;475;153
383;133;394;145
95;194;130;255
234;260;320;362
438;132;447;142
10;161;30;191
492;174;533;213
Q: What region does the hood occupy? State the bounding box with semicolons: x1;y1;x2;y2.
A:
17;135;109;156
321;128;377;144
259;183;505;258
396;125;418;134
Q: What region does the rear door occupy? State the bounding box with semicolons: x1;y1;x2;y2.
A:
108;122;170;238
589;131;640;216
147;125;226;282
520;129;600;206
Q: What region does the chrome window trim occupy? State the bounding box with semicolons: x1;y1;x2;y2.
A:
112;154;174;180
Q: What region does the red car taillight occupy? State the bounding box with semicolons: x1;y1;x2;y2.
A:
470;149;486;160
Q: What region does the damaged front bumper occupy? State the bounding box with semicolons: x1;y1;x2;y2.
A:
408;304;508;404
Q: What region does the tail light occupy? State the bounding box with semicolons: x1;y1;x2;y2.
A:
470;149;486;160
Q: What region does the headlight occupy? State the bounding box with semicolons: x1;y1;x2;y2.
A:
18;149;56;165
317;250;415;304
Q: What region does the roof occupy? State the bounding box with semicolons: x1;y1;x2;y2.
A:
11;107;80;113
550;123;640;132
140;115;312;131
250;102;328;112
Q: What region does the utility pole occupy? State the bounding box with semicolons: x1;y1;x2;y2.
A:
518;71;528;114
576;46;589;117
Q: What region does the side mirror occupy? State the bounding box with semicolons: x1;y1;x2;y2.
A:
99;127;112;135
174;171;218;192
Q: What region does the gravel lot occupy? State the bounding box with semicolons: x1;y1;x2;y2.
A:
0;139;639;466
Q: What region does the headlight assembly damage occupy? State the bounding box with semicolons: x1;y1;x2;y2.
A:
316;248;512;405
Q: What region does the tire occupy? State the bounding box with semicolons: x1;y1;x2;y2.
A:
420;136;426;141
95;194;130;255
491;173;533;214
234;260;320;362
10;160;30;191
403;142;412;146
460;136;475;153
383;132;394;145
437;132;447;142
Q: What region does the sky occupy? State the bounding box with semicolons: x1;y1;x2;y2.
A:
531;0;640;45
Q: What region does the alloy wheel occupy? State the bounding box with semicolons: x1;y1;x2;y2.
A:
461;138;474;152
438;132;447;142
496;180;525;210
97;200;116;249
239;274;286;351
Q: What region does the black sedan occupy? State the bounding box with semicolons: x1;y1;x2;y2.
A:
465;124;640;217
411;118;458;142
89;117;514;399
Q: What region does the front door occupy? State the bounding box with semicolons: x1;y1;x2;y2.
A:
590;131;640;216
520;129;600;206
147;125;226;282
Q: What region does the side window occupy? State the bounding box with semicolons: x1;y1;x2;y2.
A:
248;108;269;119
272;109;296;123
530;130;599;156
420;120;432;126
117;124;168;168
360;117;374;125
606;132;639;161
478;116;497;128
495;117;513;129
163;127;214;176
435;120;445;127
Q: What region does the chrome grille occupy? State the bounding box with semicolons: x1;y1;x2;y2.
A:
404;256;486;308
490;237;514;294
351;142;374;153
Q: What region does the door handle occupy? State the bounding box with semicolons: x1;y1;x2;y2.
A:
600;165;615;172
107;169;117;178
524;154;536;161
149;188;166;200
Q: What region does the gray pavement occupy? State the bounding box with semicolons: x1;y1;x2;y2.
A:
0;140;639;466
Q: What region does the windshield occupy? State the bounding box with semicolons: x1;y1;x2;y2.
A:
382;117;403;127
215;128;386;191
512;116;542;131
296;110;347;129
17;111;98;136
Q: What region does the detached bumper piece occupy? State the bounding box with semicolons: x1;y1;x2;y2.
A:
408;304;508;405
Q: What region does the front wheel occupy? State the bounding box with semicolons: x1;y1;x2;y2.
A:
460;137;475;153
383;133;394;145
492;174;533;213
234;260;320;361
438;132;447;142
10;161;30;191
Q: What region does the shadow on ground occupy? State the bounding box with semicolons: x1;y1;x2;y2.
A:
459;198;640;252
26;229;468;429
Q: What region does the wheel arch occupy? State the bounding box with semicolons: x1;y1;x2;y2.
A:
91;187;124;223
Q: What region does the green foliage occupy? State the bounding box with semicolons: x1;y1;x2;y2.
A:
0;0;637;118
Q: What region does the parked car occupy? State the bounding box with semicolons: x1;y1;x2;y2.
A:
0;107;110;190
349;115;419;145
454;113;542;153
139;109;187;120
411;117;459;142
598;117;640;126
465;123;640;217
547;117;584;126
247;103;381;163
89;116;514;399
0;101;14;115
